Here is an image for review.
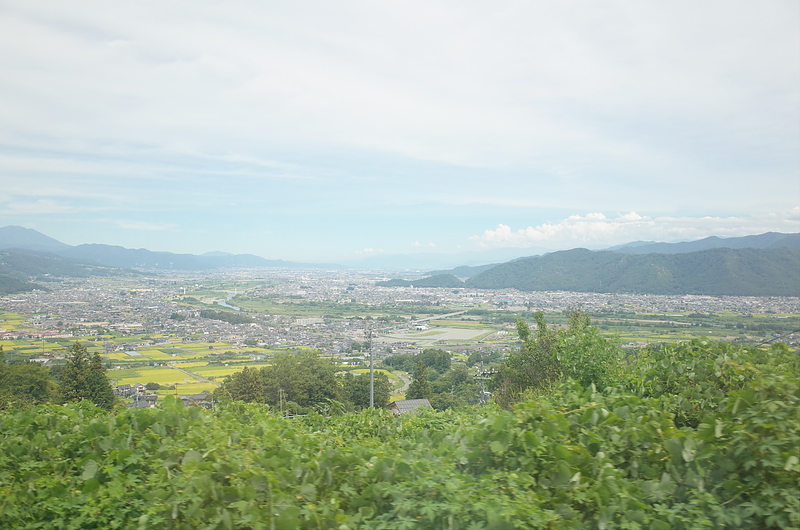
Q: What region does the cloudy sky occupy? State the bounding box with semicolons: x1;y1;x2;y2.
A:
1;1;798;263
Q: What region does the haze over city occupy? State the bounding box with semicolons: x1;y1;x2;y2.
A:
1;1;798;263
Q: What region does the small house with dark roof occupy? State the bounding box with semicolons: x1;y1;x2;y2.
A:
180;391;213;409
387;398;433;415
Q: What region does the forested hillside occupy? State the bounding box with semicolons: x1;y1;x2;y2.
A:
0;249;139;294
0;274;44;295
375;274;464;288
465;247;800;296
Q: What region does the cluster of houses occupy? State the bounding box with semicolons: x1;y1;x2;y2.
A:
114;383;213;409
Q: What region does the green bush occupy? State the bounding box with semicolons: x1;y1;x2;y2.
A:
1;339;797;529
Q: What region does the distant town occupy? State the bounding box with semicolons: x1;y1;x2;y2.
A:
3;270;798;367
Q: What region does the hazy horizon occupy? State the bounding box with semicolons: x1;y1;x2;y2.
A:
1;1;798;262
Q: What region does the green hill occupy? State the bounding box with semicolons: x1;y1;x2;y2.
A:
376;274;465;288
0;274;45;295
465;247;800;296
0;249;141;288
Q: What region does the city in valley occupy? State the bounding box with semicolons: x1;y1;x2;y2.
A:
2;269;798;405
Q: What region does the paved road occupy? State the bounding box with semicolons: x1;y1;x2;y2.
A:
171;365;221;386
411;310;468;324
394;371;411;392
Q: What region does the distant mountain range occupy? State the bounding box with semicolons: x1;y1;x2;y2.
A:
0;226;339;273
381;247;799;296
609;232;799;255
379;232;800;297
1;225;798;297
464;247;800;296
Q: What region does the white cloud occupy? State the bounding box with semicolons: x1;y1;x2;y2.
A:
471;211;800;249
0;2;796;261
412;241;436;248
105;220;177;232
1;199;76;215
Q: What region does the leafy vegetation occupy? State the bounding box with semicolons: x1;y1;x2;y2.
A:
57;342;115;410
0;348;56;407
1;320;798;529
1;342;115;410
492;312;622;408
383;348;452;373
214;351;339;413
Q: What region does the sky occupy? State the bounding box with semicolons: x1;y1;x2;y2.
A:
1;0;798;264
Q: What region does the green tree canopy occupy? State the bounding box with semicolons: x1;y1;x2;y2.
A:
58;342;115;410
405;360;432;400
492;311;621;408
216;351;340;411
343;371;391;410
0;354;55;407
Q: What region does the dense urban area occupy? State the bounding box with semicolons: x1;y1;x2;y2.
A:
0;269;797;405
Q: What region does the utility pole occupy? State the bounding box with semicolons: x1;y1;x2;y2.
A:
366;321;374;408
475;362;497;405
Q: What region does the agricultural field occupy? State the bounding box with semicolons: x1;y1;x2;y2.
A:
0;310;29;331
112;366;198;387
192;363;270;379
109;365;220;396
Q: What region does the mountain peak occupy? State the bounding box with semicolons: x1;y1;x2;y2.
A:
0;225;72;253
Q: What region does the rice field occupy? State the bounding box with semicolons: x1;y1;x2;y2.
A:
0;311;29;331
111;366;201;386
193;365;263;378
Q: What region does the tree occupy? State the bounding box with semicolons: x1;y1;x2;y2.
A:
261;351;339;409
215;351;340;410
86;352;116;409
217;366;264;403
58;342;115;409
492;311;621;408
419;348;451;372
0;353;55;407
343;371;391;409
405;360;432;400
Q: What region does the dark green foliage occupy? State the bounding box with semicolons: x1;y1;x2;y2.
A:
168;313;186;321
429;365;479;410
216;366;265;403
342;371;391;409
57;342;115;410
1;339;796;530
466;247;800;296
492;312;621;408
0;356;55;406
215;352;339;410
145;382;161;391
198;309;255;324
383;348;451;372
406;360;432;400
